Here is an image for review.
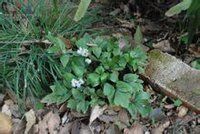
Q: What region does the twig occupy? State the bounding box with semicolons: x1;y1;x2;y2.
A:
0;39;52;45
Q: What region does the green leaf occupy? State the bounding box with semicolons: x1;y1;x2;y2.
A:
92;47;102;58
165;0;192;17
74;0;91;21
114;91;131;108
95;66;105;74
60;55;69;67
76;34;91;48
71;61;85;77
72;88;84;101
103;83;115;103
134;26;143;46
109;71;119;83
87;73;100;87
123;74;139;83
67;99;77;110
77;100;90;113
116;81;133;93
173;99;182;107
100;73;109;83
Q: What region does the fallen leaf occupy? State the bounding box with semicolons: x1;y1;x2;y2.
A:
89;105;107;125
47;112;60;134
1;104;12;117
38;111;61;134
118;109;130;126
71;121;81;134
124;123;143;134
151;121;170;134
0;112;12;134
153;40;175;53
58;122;72;134
24;109;36;134
178;106;188;117
105;124;121;134
80;124;92;134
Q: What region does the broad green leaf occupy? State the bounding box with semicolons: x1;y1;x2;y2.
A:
72;88;84;101
74;0;91;21
71;61;85;77
60;55;69;67
100;73;109;83
103;83;115;103
67;99;77;110
95;66;105;74
109;71;119;82
76;34;91;48
114;91;131;108
116;81;133;93
123;74;139;83
165;0;192;17
77;101;90;113
92;47;102;58
134;26;143;46
87;73;100;87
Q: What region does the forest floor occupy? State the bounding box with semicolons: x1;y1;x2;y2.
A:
0;0;200;134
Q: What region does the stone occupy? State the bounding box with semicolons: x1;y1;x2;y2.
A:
143;49;200;113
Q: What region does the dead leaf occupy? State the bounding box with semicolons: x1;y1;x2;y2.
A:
89;105;107;125
47;112;60;134
1;104;12;117
153;40;175;53
38;111;61;134
105;124;121;134
0;112;12;134
124;123;143;134
80;124;92;134
178;106;188;117
151;121;170;134
71;121;81;134
118;109;130;126
58;123;72;134
12;119;26;134
24;109;36;134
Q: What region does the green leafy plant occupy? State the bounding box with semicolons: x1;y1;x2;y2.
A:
42;29;151;118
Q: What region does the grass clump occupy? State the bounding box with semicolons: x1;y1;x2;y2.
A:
0;0;101;108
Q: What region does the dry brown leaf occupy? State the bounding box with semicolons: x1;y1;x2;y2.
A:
24;109;36;134
178;106;188;117
151;121;170;134
47;112;60;134
124;123;143;134
0;112;12;134
80;124;92;134
118;109;130;126
153;40;175;53
89;105;107;125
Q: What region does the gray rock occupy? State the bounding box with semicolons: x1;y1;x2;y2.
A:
143;50;200;113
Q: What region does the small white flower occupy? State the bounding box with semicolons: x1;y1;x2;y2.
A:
77;47;89;57
71;78;85;88
85;58;92;64
71;79;78;88
78;78;84;84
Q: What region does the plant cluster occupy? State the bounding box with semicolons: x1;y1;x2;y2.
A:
42;32;151;118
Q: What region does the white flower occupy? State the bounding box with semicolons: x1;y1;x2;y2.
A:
71;78;85;88
85;58;92;64
77;47;89;57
